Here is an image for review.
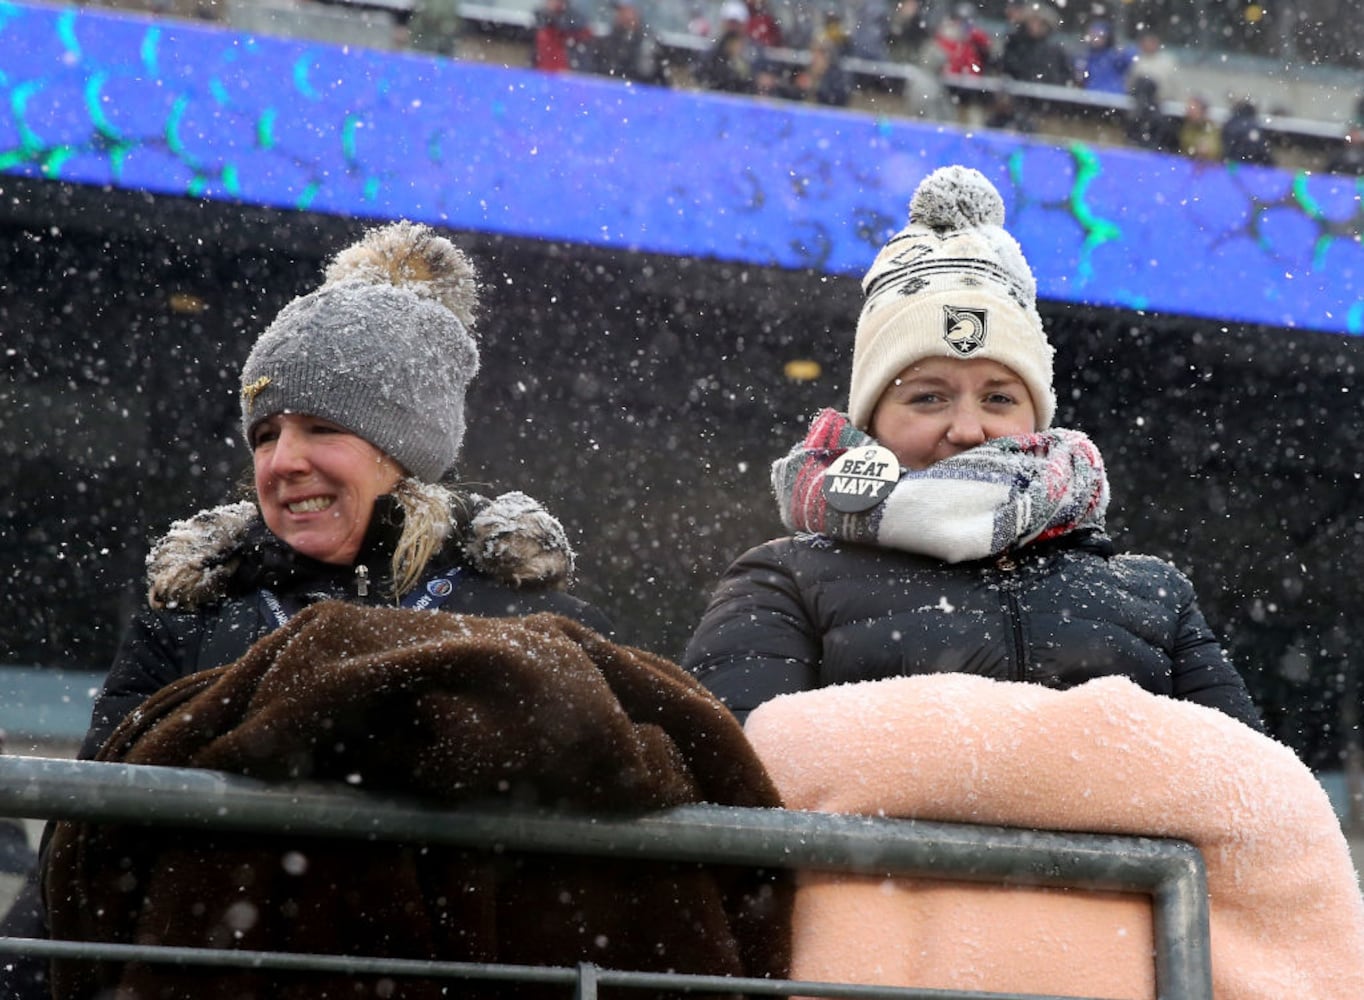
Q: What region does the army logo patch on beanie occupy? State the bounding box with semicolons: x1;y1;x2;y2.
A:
943;305;988;357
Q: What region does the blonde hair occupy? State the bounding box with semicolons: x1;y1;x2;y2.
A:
390;478;467;597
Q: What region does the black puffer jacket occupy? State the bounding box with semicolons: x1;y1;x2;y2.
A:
84;491;612;760
682;528;1262;731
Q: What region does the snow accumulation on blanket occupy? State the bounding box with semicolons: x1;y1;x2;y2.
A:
744;673;1364;1000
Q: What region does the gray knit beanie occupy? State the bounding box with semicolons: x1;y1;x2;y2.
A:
239;221;480;482
848;166;1055;432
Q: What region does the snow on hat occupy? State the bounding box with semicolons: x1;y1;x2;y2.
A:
239;221;480;483
848;165;1055;431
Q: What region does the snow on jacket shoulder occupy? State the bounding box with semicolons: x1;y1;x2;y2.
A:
681;530;1262;730
85;491;613;760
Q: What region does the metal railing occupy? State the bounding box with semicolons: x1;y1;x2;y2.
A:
0;754;1212;1000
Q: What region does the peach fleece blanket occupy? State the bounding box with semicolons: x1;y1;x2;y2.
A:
744;674;1364;1000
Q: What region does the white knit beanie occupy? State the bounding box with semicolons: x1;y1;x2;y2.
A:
848;166;1055;431
239;221;480;483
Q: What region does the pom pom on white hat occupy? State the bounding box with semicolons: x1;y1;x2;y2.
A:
848;165;1055;432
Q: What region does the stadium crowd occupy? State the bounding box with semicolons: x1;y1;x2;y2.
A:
76;0;1364;173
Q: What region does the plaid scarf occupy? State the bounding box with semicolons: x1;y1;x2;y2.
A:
772;408;1110;563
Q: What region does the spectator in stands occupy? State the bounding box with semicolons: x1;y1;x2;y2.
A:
884;0;933;63
1221;98;1275;166
781;0;821;49
405;0;461;56
845;0;893;61
101;221;611;746
531;0;594;72
696;0;766;93
1001;0;1028;33
1324;121;1364;176
788;35;853;106
744;0;784;48
932;3;994;77
31;216;795;996
0;221;616;999
1000;2;1072;87
1124;74;1178;152
681;165;1264;735
1125;28;1176;97
754;63;794;99
403;0;463;55
686;0;715;38
820;7;852;54
593;0;670;86
887;0;951;120
984;87;1036;132
1179;94;1223;162
1075;18;1134;93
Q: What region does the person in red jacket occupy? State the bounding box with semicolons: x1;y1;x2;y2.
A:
531;0;594;72
933;3;993;76
743;0;783;48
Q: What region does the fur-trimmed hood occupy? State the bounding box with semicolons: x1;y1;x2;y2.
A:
146;480;576;610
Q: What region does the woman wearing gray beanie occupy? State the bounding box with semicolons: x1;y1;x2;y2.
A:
682;165;1262;732
0;221;619;1000
84;220;613;757
19;225;806;1000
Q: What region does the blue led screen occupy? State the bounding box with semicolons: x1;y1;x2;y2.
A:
4;0;1364;335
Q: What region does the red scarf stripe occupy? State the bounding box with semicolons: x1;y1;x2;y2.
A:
792;455;829;530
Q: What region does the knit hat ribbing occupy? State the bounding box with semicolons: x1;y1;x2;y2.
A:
848;166;1055;432
239;221;480;482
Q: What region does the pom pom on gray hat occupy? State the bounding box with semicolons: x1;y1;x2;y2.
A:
239;221;481;483
847;165;1056;433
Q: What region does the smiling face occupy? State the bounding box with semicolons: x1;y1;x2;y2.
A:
869;356;1038;470
251;413;406;565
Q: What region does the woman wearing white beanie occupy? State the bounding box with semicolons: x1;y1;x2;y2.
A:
682;165;1262;732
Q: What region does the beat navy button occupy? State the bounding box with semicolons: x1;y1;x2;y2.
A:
821;445;900;513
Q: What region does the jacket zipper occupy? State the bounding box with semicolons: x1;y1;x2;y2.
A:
996;553;1026;682
355;564;370;598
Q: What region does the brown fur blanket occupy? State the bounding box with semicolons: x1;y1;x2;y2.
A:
45;603;792;1000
